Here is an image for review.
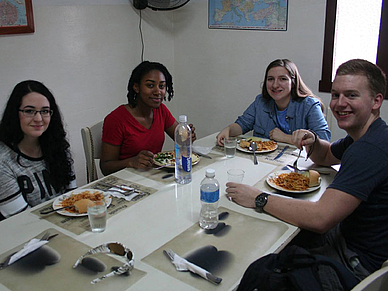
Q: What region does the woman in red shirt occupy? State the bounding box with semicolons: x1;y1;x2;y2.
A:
100;61;196;175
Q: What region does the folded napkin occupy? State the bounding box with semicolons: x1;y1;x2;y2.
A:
192;145;212;155
170;252;209;280
8;238;48;265
106;187;139;202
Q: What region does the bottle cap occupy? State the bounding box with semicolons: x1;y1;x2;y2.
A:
179;115;187;123
205;168;215;178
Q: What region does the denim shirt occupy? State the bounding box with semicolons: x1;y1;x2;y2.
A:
235;94;331;141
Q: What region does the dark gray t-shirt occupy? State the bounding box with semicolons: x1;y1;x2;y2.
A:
329;118;388;272
0;142;76;218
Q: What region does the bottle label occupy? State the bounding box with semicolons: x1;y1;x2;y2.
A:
182;156;192;172
174;144;180;164
200;189;219;203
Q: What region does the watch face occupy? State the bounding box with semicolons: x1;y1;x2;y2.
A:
255;193;268;210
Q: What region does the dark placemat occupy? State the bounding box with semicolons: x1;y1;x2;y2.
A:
0;228;146;291
142;207;289;291
32;176;157;235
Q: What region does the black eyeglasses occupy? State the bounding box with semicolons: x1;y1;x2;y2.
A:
19;109;53;118
73;242;134;284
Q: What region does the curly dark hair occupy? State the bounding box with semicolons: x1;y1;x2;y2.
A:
0;80;74;192
262;59;324;112
127;61;174;107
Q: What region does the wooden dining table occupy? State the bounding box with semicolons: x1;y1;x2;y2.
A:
0;133;337;291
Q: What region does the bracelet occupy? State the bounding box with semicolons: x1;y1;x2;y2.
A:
306;130;318;159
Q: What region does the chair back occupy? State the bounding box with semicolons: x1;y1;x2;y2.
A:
351;260;388;291
81;121;103;183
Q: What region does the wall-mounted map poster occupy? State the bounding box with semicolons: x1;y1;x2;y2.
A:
0;0;34;35
209;0;288;31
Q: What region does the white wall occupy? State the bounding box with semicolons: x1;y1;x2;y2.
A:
0;3;175;185
1;0;359;186
172;0;330;140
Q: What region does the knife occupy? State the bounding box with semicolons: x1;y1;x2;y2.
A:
193;151;212;159
40;205;74;215
273;146;289;160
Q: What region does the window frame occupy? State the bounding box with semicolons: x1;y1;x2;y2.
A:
319;0;388;98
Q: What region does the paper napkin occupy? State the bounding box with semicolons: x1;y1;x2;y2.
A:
8;238;48;265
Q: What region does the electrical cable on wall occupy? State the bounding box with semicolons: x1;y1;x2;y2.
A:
139;10;145;62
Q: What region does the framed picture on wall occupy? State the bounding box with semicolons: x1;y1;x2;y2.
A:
0;0;34;35
208;0;288;31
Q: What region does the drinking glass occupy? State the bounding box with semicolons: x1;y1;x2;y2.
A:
87;200;107;233
227;169;245;183
224;138;237;158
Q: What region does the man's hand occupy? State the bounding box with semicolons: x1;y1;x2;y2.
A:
292;129;315;149
225;182;261;208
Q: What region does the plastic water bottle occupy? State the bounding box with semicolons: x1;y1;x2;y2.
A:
199;169;219;229
174;115;192;184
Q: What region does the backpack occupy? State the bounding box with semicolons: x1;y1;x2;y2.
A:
236;245;359;291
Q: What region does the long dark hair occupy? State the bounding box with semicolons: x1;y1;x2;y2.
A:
127;61;174;107
0;80;74;192
262;59;324;111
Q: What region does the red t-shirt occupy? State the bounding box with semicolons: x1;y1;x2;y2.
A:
102;104;176;159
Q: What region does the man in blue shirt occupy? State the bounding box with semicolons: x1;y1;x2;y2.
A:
226;59;388;283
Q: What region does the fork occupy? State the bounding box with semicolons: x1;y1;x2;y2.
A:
292;148;302;172
164;249;222;284
0;232;52;269
154;163;174;170
97;182;141;196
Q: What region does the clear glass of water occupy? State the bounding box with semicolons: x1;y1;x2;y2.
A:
224;137;237;158
87;200;107;233
227;169;245;183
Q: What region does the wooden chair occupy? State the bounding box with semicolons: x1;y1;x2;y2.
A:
351;260;388;291
81;121;103;183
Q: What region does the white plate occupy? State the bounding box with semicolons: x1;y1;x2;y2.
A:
52;189;112;217
153;151;200;169
266;170;321;194
237;138;278;154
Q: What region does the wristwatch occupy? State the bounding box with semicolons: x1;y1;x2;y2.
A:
255;193;270;213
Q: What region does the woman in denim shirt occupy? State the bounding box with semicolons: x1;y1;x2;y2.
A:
217;59;331;145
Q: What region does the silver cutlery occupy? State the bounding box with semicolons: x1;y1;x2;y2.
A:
249;142;258;165
274;146;289;160
292;148;302;172
163;249;222;285
97;182;141;196
0;232;56;270
286;165;331;175
192;151;212;159
40;205;73;215
154;163;174;170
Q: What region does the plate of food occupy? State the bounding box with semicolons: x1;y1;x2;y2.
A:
266;170;321;194
52;189;112;217
237;137;278;153
153;151;200;169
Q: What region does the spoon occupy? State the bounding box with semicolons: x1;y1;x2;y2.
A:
249;142;258;165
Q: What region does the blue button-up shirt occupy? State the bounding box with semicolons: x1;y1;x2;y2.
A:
235;94;331;141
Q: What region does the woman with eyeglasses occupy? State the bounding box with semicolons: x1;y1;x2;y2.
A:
0;80;76;220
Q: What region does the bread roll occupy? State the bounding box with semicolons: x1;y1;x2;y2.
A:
308;170;321;187
74;199;93;214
